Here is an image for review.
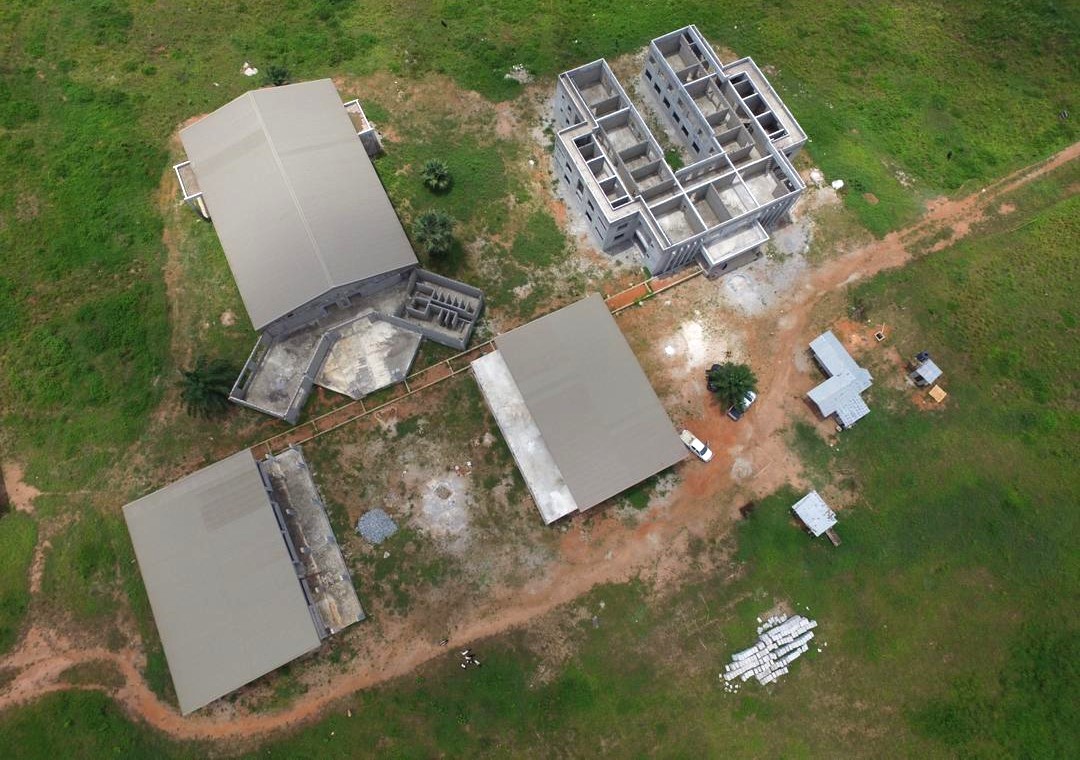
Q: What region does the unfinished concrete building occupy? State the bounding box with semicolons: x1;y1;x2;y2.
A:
553;25;806;277
122;447;362;715
174;79;483;423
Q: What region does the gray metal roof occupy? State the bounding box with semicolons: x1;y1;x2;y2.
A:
807;330;872;427
809;331;870;381
791;490;837;537
494;294;687;512
122;450;321;715
180;79;417;330
914;359;942;384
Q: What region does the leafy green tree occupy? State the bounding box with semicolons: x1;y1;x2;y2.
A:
179;357;236;418
420;159;453;193
412;210;455;258
707;362;758;411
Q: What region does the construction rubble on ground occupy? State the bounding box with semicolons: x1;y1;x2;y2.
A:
722;614;817;689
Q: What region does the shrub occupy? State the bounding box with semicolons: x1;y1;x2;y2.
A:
420;159;453;193
178;357;237;418
264;64;290;87
411;210;455;258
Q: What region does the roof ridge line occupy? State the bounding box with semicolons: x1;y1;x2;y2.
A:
248;89;335;289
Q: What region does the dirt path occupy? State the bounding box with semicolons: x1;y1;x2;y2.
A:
1;462;41;514
0;141;1075;743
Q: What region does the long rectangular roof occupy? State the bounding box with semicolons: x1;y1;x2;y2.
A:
122;450;321;715
180;79;417;330
494;294;686;512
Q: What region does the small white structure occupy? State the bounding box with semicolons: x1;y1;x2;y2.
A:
722;614;818;687
791;491;837;537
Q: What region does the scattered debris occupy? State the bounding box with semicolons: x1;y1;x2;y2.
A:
808;168;825;187
831;179;845;191
722;614;818;688
505;64;533;84
356;508;399;544
241;62;258;77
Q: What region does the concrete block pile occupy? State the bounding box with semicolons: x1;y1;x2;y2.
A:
722;614;817;688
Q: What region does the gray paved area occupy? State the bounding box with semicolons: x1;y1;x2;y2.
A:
262;448;364;635
316;315;421;399
471;351;578;524
244;330;323;419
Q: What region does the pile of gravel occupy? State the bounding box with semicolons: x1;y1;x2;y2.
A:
356;509;398;545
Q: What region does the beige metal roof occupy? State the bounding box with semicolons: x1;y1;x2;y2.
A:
122;450;321;715
180;79;417;330
494;294;686;512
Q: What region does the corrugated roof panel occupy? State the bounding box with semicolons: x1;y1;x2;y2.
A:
180;79;417;330
122;450;321;715
495;294;686;512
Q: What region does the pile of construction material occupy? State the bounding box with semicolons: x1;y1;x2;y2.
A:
722;614;817;688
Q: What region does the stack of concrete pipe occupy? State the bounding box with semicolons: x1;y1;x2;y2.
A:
722;614;817;686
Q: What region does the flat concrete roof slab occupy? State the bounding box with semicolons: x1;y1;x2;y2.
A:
122;450;321;715
472;351;578;524
494;294;686;513
315;315;421;400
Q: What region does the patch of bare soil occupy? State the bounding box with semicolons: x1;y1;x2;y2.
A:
1;462;40;513
0;128;1073;746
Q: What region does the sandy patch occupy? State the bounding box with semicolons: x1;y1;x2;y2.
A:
1;462;40;513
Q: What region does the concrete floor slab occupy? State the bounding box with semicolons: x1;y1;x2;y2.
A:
743;170;785;202
315;315;421;400
656;205;697;243
471;351;578;524
262;448;364;635
244;330;323;418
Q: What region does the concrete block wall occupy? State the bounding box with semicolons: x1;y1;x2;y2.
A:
553;26;806;279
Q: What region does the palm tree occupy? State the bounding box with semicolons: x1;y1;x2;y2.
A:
412;210;455;258
179;357;237;418
420;159;453;193
706;362;758;411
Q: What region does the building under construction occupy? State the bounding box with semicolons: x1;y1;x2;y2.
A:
553;25;806;278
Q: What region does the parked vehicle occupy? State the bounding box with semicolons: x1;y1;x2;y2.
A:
679;429;714;462
726;391;758;421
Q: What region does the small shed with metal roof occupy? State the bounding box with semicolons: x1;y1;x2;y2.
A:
791;491;837;537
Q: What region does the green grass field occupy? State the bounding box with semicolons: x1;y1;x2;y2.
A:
0;1;1077;755
0;513;36;656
